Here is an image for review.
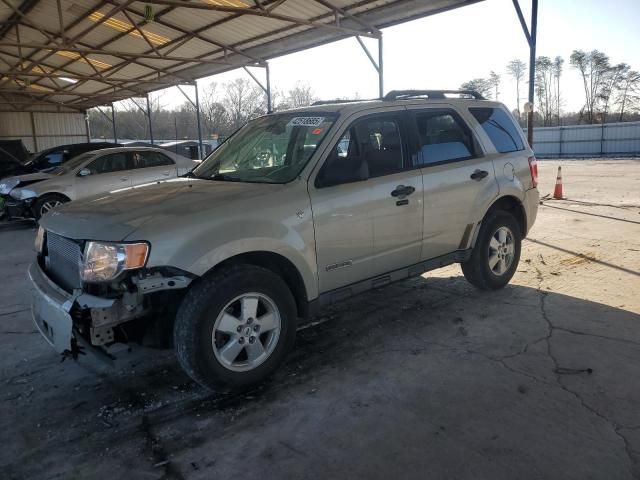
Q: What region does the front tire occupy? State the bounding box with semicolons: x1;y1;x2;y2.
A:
34;193;69;220
174;264;297;391
461;210;521;290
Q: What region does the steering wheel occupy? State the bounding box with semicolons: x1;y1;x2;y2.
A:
255;150;274;167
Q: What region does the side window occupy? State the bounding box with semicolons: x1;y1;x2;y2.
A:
86;153;129;174
133;151;175;168
469;107;525;153
317;115;405;187
356;118;403;177
41;150;64;168
415;111;475;165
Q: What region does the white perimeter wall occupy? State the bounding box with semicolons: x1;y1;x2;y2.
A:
0;111;87;153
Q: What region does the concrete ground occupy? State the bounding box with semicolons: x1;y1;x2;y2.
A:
1;159;639;480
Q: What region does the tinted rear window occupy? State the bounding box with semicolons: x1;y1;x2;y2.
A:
469;107;525;153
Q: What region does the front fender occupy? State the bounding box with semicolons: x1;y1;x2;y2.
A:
187;236;318;300
33;185;76;201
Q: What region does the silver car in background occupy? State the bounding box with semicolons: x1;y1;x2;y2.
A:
0;147;197;219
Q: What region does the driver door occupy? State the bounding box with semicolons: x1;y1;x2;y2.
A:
310;110;424;293
74;152;132;199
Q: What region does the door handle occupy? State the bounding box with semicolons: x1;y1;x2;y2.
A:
390;185;416;197
470;169;489;180
162;171;170;176
120;177;129;181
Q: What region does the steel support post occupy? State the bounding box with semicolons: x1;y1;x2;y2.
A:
84;110;91;142
527;0;538;147
378;35;384;99
356;34;383;98
266;62;272;114
146;94;154;145
111;103;117;143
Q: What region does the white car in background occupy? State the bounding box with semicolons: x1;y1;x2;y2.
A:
0;147;197;219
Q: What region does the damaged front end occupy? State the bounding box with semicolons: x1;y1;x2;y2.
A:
0;177;45;219
29;228;194;363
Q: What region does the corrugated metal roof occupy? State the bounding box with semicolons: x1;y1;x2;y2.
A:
0;0;482;112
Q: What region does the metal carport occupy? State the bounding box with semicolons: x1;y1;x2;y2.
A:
0;0;539;154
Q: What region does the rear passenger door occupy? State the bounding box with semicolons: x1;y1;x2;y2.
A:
127;150;177;186
406;105;499;260
310;110;424;293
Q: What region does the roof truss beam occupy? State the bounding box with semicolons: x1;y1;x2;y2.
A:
141;0;378;38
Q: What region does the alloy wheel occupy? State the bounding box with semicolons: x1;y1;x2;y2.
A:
211;292;281;372
488;226;515;276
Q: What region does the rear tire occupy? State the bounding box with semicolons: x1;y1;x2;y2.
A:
34;193;69;220
462;210;521;290
174;264;297;392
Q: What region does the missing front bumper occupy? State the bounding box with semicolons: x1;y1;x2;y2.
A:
28;262;117;360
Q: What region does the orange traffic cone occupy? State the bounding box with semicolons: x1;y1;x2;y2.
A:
553;166;563;199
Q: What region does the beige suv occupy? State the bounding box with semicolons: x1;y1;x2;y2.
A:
29;90;539;391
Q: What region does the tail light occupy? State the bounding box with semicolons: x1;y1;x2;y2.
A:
528;156;538;188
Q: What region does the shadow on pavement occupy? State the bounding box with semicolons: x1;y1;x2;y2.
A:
2;276;639;480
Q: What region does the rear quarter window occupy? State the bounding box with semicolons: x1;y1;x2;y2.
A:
469;107;525;153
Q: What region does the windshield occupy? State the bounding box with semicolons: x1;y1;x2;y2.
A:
192;112;337;184
50;152;97;176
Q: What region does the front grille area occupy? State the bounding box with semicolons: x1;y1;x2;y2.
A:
46;232;82;292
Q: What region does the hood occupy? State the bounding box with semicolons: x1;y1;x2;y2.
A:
0;172;53;194
39;178;281;241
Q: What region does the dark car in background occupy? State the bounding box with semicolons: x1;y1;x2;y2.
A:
0;140;34;180
23;142;119;172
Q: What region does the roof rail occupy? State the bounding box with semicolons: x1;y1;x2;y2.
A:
383;90;485;101
311;98;376;106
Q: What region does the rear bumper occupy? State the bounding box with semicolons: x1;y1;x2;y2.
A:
523;188;540;235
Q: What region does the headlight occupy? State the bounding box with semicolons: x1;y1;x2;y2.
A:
35;226;45;254
81;241;149;282
0;178;19;195
9;188;37;201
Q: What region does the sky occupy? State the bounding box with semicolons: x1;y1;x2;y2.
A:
141;0;640;115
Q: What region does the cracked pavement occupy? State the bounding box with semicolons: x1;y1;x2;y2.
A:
1;159;639;480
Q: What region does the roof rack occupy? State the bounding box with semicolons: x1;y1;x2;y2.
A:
311;98;376;106
383;90;485;101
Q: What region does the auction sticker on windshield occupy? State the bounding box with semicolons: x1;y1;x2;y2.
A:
287;116;325;127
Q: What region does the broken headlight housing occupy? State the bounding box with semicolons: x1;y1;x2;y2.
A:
82;241;149;283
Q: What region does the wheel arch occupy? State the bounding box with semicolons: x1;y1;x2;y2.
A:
471;195;527;249
38;191;71;202
206;251;310;320
34;192;72;218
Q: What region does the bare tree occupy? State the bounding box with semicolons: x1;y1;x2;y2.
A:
282;81;316;109
600;63;628;123
222;78;266;131
198;82;230;136
535;56;555;126
489;71;501;101
570;49;611;124
506;59;526;121
615;69;640;121
552;56;564;125
460;78;493;99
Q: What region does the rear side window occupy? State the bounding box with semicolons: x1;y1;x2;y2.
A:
133;151;174;168
469;107;525;153
414;111;476;165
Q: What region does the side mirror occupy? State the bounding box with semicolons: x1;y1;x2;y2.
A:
316;155;369;188
78;168;91;177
